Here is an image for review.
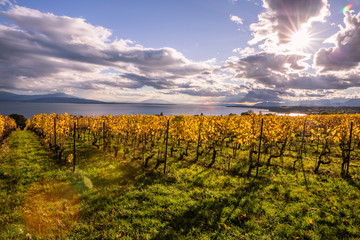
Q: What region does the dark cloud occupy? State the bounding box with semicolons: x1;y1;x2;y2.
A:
120;74;175;90
223;89;291;103
226;50;360;91
315;11;360;72
240;89;283;102
225;52;309;87
249;0;329;46
223;88;337;105
177;89;228;97
286;74;360;90
305;93;327;98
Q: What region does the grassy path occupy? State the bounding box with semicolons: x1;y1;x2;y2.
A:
0;130;61;238
0;130;147;239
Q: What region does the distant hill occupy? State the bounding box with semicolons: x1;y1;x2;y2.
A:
25;97;103;104
140;99;173;104
230;98;360;108
341;99;360;107
0;91;104;104
253;102;281;107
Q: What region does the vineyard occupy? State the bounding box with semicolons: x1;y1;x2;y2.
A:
0;115;17;143
25;113;360;178
2;113;360;239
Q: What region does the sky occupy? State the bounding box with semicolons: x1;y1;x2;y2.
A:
0;0;360;105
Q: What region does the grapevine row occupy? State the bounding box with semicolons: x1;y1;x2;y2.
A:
0;115;17;143
25;113;360;177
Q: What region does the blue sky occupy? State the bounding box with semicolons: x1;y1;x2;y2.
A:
10;0;261;61
0;0;360;104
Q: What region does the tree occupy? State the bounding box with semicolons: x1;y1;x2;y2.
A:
9;114;27;130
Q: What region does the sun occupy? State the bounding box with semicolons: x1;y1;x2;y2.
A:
289;29;312;50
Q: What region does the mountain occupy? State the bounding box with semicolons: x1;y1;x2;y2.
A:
0;91;104;104
25;97;103;104
253;102;282;107
140;98;173;104
341;99;360;107
245;98;360;107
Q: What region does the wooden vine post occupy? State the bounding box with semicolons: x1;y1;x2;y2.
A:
255;118;264;178
164;119;170;174
54;116;57;148
346;121;353;177
102;121;106;151
53;115;60;162
299;121;308;188
195;120;202;162
73;121;77;172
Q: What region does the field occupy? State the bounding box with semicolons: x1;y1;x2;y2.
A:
1;114;360;239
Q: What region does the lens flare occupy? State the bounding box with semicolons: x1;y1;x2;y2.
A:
342;4;353;13
22;180;80;239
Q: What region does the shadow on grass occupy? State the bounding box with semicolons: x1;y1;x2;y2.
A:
154;177;271;239
346;177;360;191
60;141;102;166
92;161;141;188
135;169;178;190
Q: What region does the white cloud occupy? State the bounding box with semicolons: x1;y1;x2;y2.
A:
230;14;243;25
0;0;13;6
232;47;256;57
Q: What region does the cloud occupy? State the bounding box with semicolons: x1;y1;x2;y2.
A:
232;47;255;57
223;0;353;103
0;0;13;6
174;80;242;97
241;89;283;102
249;0;329;49
177;89;226;97
225;52;310;87
288;74;360;90
223;88;290;103
226;1;360;103
225;49;360;92
224;0;327;104
0;5;217;96
4;2;357;105
120;73;176;90
230;14;243;25
315;11;360;72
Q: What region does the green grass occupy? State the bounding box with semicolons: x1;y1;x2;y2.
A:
1;131;360;239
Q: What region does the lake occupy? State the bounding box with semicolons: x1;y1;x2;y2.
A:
0;102;274;118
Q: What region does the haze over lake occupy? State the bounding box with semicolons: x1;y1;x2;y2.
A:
0;102;271;119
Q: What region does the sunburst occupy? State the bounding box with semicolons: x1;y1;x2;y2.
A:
289;28;312;51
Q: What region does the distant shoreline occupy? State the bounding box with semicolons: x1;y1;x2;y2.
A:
0;102;267;118
227;105;360;115
0;101;177;105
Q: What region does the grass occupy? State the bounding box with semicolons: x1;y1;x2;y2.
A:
1;130;360;239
